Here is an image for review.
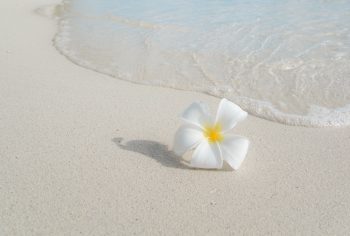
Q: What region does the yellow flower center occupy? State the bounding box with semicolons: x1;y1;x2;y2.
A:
203;124;223;143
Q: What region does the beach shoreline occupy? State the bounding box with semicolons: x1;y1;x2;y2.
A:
1;0;350;235
52;0;350;127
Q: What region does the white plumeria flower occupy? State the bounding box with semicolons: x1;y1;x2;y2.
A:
173;98;250;170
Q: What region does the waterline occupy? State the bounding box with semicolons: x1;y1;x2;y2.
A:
53;0;350;127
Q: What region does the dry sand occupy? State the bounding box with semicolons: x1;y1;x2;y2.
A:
1;0;350;235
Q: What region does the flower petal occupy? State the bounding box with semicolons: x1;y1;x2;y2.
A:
215;98;247;132
190;141;223;169
181;101;212;128
173;124;204;156
220;135;250;170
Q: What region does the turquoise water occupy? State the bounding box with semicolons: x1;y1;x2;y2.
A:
54;0;350;126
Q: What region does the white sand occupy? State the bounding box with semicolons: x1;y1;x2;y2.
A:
1;0;350;235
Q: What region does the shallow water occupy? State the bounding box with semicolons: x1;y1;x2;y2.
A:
54;0;350;126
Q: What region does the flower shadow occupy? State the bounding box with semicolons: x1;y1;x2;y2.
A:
112;137;191;169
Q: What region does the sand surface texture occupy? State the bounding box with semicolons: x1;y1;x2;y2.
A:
1;0;350;235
